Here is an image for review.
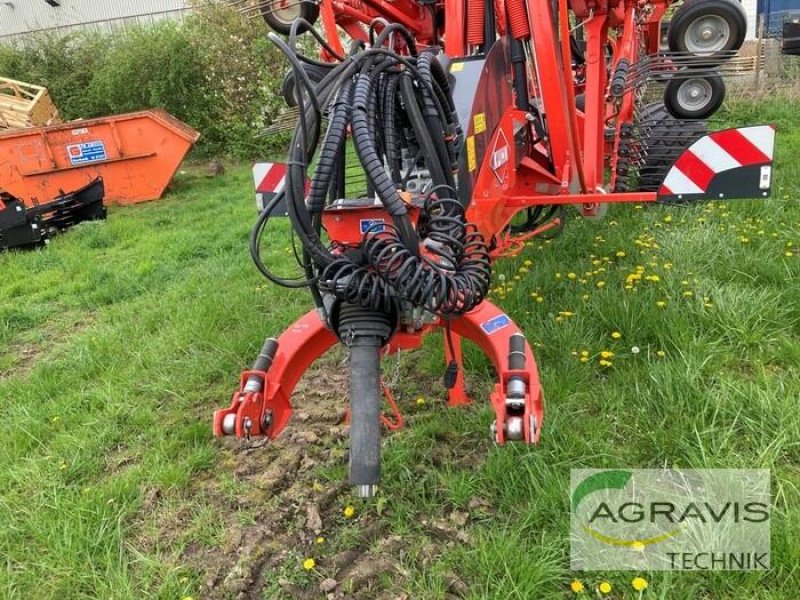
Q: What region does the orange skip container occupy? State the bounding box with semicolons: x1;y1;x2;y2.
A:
0;109;201;206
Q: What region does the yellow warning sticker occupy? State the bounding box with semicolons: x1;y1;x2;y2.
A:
467;136;476;172
450;62;465;72
473;112;486;134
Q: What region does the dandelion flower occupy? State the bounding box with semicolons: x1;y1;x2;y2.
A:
343;506;355;518
416;396;426;406
600;351;614;359
570;580;585;593
599;581;612;594
580;350;589;357
682;291;694;297
580;357;589;363
632;577;648;591
656;350;666;358
596;281;606;288
656;301;667;308
611;331;622;340
567;272;577;279
315;536;325;544
303;558;316;570
616;251;626;257
599;359;612;367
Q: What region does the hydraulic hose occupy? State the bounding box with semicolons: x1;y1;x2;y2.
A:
257;21;492;320
348;338;383;495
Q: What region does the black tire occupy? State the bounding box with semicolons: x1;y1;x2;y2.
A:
668;0;746;64
664;72;726;119
636;102;707;191
280;63;332;107
260;0;319;35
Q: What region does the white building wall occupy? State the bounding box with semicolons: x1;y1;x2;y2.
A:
0;0;192;43
742;0;760;39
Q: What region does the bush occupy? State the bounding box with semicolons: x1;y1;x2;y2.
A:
0;1;287;158
185;1;286;156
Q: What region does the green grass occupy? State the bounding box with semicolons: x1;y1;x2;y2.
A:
1;96;799;600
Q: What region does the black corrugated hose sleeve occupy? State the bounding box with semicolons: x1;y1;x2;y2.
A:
351;72;420;254
308;80;352;214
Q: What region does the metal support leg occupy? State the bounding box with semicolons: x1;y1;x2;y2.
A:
444;330;472;406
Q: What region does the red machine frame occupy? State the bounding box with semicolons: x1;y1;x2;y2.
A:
217;0;776;491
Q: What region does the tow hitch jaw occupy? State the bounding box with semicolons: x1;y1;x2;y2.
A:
213;301;543;494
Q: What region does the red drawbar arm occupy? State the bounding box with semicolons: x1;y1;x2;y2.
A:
215;301;544;445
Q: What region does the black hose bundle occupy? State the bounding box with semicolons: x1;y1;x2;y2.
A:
252;21;492;319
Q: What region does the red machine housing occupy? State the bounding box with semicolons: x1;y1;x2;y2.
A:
216;0;776;496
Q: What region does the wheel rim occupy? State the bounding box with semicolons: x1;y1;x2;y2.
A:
264;0;303;26
677;78;713;112
684;15;731;55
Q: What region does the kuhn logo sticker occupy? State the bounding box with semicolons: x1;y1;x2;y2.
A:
491;130;510;184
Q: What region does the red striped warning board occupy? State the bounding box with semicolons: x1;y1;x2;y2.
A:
658;125;775;201
253;162;288;213
253;162;312;214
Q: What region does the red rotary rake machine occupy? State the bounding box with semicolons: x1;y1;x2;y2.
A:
216;0;776;497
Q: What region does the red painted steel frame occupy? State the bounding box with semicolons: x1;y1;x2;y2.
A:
214;302;543;445
217;0;680;449
311;0;673;226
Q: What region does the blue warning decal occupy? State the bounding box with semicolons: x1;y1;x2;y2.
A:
480;314;510;335
66;141;107;165
360;219;385;234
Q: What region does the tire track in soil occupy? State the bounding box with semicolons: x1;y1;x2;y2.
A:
153;347;483;600
188;351;417;600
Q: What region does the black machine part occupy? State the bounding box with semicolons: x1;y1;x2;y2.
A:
336;304;395;499
0;178;106;251
0;196;45;251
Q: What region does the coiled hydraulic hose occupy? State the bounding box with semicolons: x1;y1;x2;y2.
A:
254;21;491;319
